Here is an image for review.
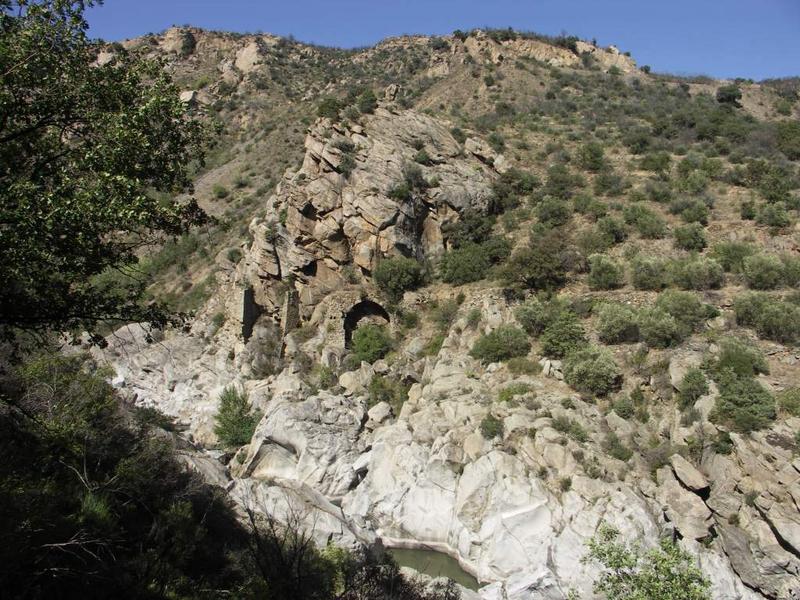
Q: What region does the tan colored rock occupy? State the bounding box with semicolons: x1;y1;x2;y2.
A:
670;454;709;492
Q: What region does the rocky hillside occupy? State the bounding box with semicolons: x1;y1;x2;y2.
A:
94;26;800;600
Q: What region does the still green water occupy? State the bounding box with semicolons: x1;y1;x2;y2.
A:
389;547;480;591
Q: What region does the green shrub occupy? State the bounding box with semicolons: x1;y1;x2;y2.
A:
351;323;393;363
594;169;629;197
563;345;622;396
357;89;378;114
470;325;531;363
631;256;667;290
673;223;707;251
603;432;633;461
444;210;496;247
367;375;409;414
212;183;230;199
776;120;800;160
588;254;625;290
214;386;261;447
596;303;639;344
439;244;491;285
317;97;343;119
712;371;775;433
679;199;710;225
734;293;800;344
544;164;583;200
640;151;671;175
596;216;628;244
740;199;757;220
498;383;534;403
655;290;712;332
669;257;724;290
540;313;586;359
716;84;742;105
480;414;504;439
515;296;569;336
373;256;425;301
501;231;568;290
743;254;784;289
677;368;709;409
756;202;791;228
778;388;800;417
714;337;769;378
637;307;682;348
782;255;800;287
577;141;606;172
552;416;589;442
536;197;572;227
711;241;755;273
492;168;540;212
623;204;667;238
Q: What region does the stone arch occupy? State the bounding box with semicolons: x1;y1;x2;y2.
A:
343;299;390;348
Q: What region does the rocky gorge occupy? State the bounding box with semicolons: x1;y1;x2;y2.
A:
93;81;800;600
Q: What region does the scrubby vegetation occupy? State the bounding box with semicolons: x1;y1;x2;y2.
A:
470;325;531;363
214;386;262;447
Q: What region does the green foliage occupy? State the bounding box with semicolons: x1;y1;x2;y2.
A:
678;368;709;409
602;432;633;461
711;241;755;273
637;307;682;348
214;386;261;447
743;254;785;289
368;375;409;414
544;164;583;200
551;416;589;442
498;383;534;403
714;337;769;378
536;197;573;227
712;370;776;433
776;120;800;160
778;388;800;417
597;216;628;244
631;256;668;290
596;303;639;344
515;296;569;336
623;204;667;238
540;313;587;359
470;325;531;363
716;84;742;105
373;256;425;301
439;237;511;285
734;292;800;344
506;357;541;376
669;257;724;290
0;1;208;339
640;151;672;175
655;289;713;333
357;89;378;114
563;345;622;396
351;323;393;363
0;354;248;597
585;524;711;600
317;96;343;118
673;223;707;251
491;168;540;212
588;254;625;290
577;141;606;172
480;414;504;439
756;202;791;228
501;231;569;290
213;183;230;199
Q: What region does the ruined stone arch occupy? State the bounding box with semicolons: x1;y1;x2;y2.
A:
343;299;390;348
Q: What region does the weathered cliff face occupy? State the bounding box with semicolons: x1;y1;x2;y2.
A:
93;97;800;599
236;104;499;320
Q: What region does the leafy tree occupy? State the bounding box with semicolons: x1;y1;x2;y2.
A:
0;0;208;342
470;325;530;363
214;386;261;447
716;84;742;106
584;524;711;600
501;231;569;290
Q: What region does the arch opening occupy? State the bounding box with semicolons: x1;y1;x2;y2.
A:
344;299;390;348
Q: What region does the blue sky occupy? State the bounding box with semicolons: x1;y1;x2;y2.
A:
87;0;800;80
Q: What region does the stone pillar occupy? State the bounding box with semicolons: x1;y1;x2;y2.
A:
280;288;300;338
240;286;259;342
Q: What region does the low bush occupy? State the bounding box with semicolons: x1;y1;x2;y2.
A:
214;386;261;447
679;199;711;225
712;370;776;433
551;416;589;442
515;296;569;336
756;202;791;228
470;325;531;363
631;255;668;290
734;292;800;344
655;289;713;332
596;303;639;344
778;388;800;417
351;323;393;363
563;345;622;396
536;197;572;227
596;216;628;244
673;223;707;251
711;241;755;273
492;168;540;212
500;231;569;290
368;375;409;414
588;254;625;290
677;368;709;409
506;357;542;376
623;204;667;238
373;256;425;301
576;141;606;172
539;313;586;358
603;432;633;461
480;414;504;439
714;337;769;378
637;307;683;348
743;254;785;289
498;383;535;403
669;257;724;290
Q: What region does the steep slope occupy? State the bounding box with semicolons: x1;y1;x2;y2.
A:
93;26;800;600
